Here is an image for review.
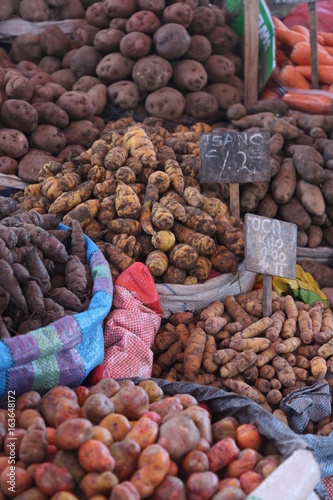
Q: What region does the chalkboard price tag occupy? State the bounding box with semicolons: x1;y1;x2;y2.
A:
244;214;297;279
199;131;270;184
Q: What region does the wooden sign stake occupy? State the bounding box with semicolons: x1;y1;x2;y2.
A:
263;274;273;317
308;0;319;89
244;0;259;106
229;182;240;219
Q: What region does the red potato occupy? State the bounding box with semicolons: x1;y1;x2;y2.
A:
138;379;164;403
125;415;159;449
110;439;142;482
207;438;240;472
212;417;238;441
224;448;259;478
213;487;246;500
158;416;201;461
78;439;115;473
34;463;75;496
130;444;170;498
218;478;242;490
181;405;212;444
110;386;150;420
181;450;209;477
79;471;119;497
187;471;219;500
239;470;263;495
235;424;262;452
126;10;161;34
81;394;115;425
53;450;85;484
149;396;183;421
18;409;41;429
16;391;42;412
111;481;140;500
0;465;32;497
100;413;131;441
74;386;89;407
153;475;186;500
91;425;113;447
55;418;93;450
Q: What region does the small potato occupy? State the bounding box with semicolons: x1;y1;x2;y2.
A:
56;91;97;120
53;450;85;483
173;60;207;92
0;465;32;497
110;385;149;420
80;471;118;497
94;28;125;53
132;55;173;91
18;149;56;184
158;416;200;461
145;87;185;120
0;128;29;158
107;81;141;110
189;6;217;35
111;481;141;500
204;55;235;83
16;391;41;412
206;83;241;110
126;10;161;34
181;450;209;477
18;409;41;429
239;471;263;495
88;84;107;115
100;413;131;441
69;46;103;79
187;471;219;500
34;463;75;496
162;3;193;27
207;25;238;55
137;0;165;11
40;386;80;427
5;76;33;101
19;0;49;22
185;35;212;62
152;475;186;500
51;68;77;90
96;53;134;84
120;32;152;59
153;23;191;59
86;1;110;28
207;438;240;472
131;444;170;498
126;415;159;449
63;120;99;148
81;394;115;425
213;487;246;500
78;439;115;473
73;24;99;47
184;91;219;120
138;379;164;403
0;157;18;175
72;76;102;92
110;439;141;481
33;102;69;129
29;125;66;155
235;424;262;452
40;26;70;57
91;426;113;447
149;397;183;421
88;378;120;398
55;418;93;450
225;449;258;478
103;0;136;18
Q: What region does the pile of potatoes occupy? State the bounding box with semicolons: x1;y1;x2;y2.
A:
15;116;245;284
1;0;243;124
0;378;286;499
152;290;333;421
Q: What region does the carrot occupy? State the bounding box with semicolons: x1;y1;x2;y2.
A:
70;220;86;265
279;65;311;90
290;42;333;66
275;27;308;47
272;16;289;30
318;32;333;47
0;259;29;316
290;25;325;45
282;91;333;114
276;49;293;68
323;46;333;57
65;255;87;296
25;251;52;293
296;65;333;84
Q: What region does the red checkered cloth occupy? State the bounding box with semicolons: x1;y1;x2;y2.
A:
102;263;163;379
323;477;333;500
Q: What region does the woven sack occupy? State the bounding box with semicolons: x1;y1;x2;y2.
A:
0;225;113;402
297;246;333;267
156;260;257;318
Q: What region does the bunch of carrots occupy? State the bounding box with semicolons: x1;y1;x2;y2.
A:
267;16;333;114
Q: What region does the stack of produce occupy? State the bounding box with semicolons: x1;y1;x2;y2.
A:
16;117;245;284
152;290;333;418
0;196;93;338
0;378;286;499
0;0;243;184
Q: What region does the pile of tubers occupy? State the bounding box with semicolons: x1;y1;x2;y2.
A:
0;196;93;338
0;378;285;499
17;116;245;284
152;290;333;420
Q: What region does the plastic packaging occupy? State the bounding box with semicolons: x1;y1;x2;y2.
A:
246;449;321;500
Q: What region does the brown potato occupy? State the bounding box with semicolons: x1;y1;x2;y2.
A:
185;35;212;62
126;10;161;34
86;1;110;28
73;24;99;47
173;60;207;92
96;53;135;83
204;54;235;83
145;87;185;121
207;25;238;55
81;394;115;424
72;76;102;92
19;0;49;21
51;69;77;91
5;76;34;101
110;439;141;481
29;125;66;155
107;81;141;110
206;83;241;110
132;55;173;91
119;32;152;59
94;28;125;53
0;128;29;158
153;23;191;59
33;102;69;129
54;418;93;450
70;45;104;79
104;0;136;18
110;386;149;420
40;26;70;57
184;91;219;120
1;100;38;134
189;6;216;34
162;3;194;27
63;120;99;148
39;56;62;75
